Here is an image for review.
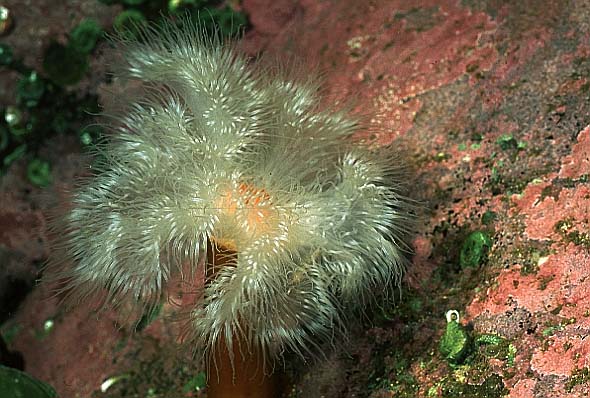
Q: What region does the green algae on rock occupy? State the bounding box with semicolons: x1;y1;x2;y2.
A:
460;231;492;269
440;373;507;398
113;10;148;39
439;310;470;365
27;158;52;188
69;19;102;54
0;43;12;65
42;42;88;87
0;365;57;398
16;72;45;108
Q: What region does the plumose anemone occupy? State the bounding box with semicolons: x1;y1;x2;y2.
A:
47;18;415;397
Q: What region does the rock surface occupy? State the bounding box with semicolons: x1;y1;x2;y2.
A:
1;0;590;397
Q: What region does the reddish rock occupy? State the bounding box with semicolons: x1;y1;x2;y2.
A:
3;0;590;397
560;126;590;179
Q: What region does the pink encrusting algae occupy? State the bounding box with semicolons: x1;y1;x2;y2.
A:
3;1;590;397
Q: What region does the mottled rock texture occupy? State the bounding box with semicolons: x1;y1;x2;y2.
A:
1;0;590;397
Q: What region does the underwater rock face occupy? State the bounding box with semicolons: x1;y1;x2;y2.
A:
2;0;590;397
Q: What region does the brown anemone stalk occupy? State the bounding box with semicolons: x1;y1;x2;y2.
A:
47;17;413;398
206;242;282;398
204;185;284;397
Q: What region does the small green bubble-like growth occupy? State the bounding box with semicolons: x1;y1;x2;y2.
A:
16;72;45;108
4;106;26;136
27;158;52;187
460;231;492;269
439;310;470;365
2;144;26;167
113;10;147;39
70;19;102;54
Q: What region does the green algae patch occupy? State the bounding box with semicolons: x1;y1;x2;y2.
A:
439;311;471;365
16;72;45;108
481;210;497;225
366;350;420;397
554;218;590;249
460;231;492;269
566;367;590;393
70;19;102;54
0;323;21;344
434;330;513;397
27;158;52;187
475;334;517;365
113;10;148;39
0;43;13;65
0;365;57;398
43;42;88;86
440;373;507;397
182;372;206;393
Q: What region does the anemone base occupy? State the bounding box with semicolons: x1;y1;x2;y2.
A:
205;242;285;398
